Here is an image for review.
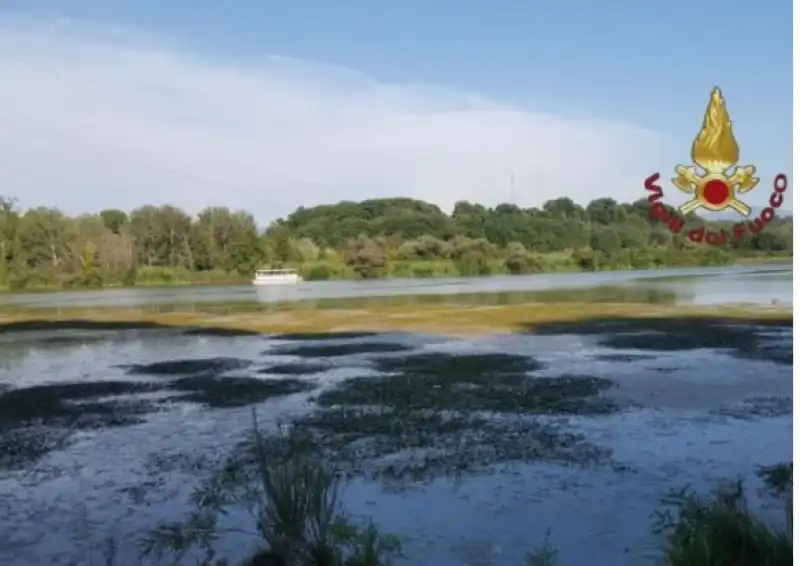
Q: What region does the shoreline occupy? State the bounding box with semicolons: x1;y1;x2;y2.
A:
0;302;792;337
0;256;791;295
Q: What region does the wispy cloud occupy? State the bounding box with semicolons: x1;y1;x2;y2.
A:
0;19;665;221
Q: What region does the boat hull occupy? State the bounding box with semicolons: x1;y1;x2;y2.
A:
251;276;303;285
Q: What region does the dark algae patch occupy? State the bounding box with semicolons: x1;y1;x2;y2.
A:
0;369;316;468
0;380;165;469
715;396;793;419
248;352;621;482
241;407;611;482
269;342;411;358
374;352;543;377
317;361;614;414
272;331;379;341
0;319;264;337
1;333;112;349
182;327;261;337
258;363;332;375
0;353;317;468
168;375;315;408
124;357;252;376
361;352;616;414
525;316;793;365
592;353;659;362
0;380;162;428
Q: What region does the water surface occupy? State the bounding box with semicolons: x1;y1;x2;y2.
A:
0;321;791;565
0;265;792;565
0;264;791;311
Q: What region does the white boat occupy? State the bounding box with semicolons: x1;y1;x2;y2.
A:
252;268;303;286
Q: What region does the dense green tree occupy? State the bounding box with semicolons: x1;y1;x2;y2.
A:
344;234;388;279
0;193;790;290
99;209;128;234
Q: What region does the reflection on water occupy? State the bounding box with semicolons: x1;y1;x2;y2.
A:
0;265;791;319
131;286;684;316
0;264;791;312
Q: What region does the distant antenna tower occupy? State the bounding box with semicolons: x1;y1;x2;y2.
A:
509;172;515;204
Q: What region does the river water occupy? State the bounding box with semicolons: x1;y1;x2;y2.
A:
0;265;793;566
0;264;792;310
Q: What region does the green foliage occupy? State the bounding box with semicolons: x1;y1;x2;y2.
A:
757;463;793;498
504;242;545;275
140;412;404;566
524;531;559;566
652;469;792;566
0;194;791;290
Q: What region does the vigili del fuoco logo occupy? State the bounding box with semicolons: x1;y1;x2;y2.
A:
643;87;788;246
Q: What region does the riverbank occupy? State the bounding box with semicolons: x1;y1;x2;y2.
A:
0;253;791;293
0;301;792;338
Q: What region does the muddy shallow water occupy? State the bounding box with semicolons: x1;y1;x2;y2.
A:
0;319;792;566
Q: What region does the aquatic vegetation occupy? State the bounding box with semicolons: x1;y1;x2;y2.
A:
653;475;792;566
0;356;314;467
0;380;164;468
591;353;659;362
524;533;559;566
0;428;74;470
273;332;380;341
0;332;112;349
0;312;791;564
141;413;404;566
715;397;792;419
266;352;620;480
0;380;161;429
316;369;614;414
374;351;543;377
124;357;252;376
0;302;792;338
269;342;411;358
247;407;612;482
306;352;614;415
526;316;793;365
168;375;315;408
757;463;792;497
140;415;793;566
258;363;333;375
182;327;261;337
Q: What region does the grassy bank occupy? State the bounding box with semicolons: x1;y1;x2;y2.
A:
732;254;795;266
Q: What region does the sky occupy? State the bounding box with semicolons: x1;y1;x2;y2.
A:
0;0;792;223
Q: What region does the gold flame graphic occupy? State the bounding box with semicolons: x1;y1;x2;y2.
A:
690;87;739;173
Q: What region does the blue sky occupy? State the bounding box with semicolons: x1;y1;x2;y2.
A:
0;0;791;219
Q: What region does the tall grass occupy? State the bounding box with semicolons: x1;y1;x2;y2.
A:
140;412;403;566
138;414;790;566
653;464;792;566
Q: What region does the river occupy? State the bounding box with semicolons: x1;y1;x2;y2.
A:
0;264;792;310
0;264;793;566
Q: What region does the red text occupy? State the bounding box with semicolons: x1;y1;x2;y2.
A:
643;172;788;246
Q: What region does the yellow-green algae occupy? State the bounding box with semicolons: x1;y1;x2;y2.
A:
0;302;791;336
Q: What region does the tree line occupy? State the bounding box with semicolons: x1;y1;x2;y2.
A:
0;194;791;290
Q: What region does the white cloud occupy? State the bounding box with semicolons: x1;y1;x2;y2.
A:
0;19;666;223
